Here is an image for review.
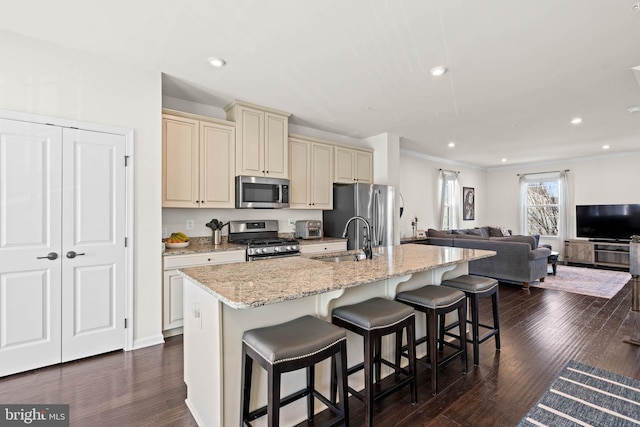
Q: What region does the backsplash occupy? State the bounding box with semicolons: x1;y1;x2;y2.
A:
162;208;323;239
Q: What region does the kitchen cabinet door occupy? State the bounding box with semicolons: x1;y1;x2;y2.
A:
162;111;236;208
311;142;333;209
200;120;235;208
226;101;290;179
162;250;245;334
334;146;373;184
163;115;199;207
264;112;288;178
289;138;311;208
289;136;333;209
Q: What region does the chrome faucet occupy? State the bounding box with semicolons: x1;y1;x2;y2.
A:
342;216;373;260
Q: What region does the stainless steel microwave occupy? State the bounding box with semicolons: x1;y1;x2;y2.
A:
235;176;290;208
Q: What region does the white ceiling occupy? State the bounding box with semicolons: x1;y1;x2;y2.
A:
2;0;640;168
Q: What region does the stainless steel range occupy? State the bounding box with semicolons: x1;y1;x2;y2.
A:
228;220;300;261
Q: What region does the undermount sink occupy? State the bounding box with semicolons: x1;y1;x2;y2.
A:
315;252;369;263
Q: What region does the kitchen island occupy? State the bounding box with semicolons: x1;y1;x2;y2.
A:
179;243;495;427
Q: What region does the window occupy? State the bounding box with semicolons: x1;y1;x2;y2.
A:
439;170;459;230
524;180;559;235
519;171;568;239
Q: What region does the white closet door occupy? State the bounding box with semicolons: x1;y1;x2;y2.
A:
61;128;126;362
0;119;63;376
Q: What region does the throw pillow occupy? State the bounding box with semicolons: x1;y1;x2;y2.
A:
474;227;490;238
488;226;504;237
453;229;470;235
500;226;511;236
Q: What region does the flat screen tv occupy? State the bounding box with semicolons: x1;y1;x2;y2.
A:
576;204;640;241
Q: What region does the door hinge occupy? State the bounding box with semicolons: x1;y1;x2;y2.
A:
124;318;128;329
125;237;128;247
124;155;130;167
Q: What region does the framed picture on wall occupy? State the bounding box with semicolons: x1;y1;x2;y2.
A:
463;187;475;221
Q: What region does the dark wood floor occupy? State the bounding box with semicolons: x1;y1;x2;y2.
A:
1;280;639;426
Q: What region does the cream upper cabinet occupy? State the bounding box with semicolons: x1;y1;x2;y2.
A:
225;101;290;179
162;110;235;208
289;135;334;209
334;145;373;184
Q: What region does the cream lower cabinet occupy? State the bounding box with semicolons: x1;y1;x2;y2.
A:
162;110;235;208
163;250;245;335
289;135;334;209
299;241;347;254
334;145;373;184
225;101;290;179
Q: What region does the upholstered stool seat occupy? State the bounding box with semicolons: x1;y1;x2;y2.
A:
396;285;467;395
441;275;500;366
331;297;417;427
241;315;349;427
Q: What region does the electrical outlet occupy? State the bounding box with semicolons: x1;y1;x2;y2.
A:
162;228;167;238
186;220;194;230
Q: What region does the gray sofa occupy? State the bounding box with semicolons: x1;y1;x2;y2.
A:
427;227;551;289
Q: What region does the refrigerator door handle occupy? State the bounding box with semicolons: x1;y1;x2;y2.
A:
373;189;383;246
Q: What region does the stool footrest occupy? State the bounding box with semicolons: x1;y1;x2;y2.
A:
443;321;499;344
246;388;309;421
348;374;416;404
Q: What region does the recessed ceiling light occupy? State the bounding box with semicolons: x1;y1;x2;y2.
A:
570;117;583;125
430;66;448;77
448;142;455;148
501;158;507;163
602;145;611;150
632;2;640;12
208;57;226;67
628;105;640;113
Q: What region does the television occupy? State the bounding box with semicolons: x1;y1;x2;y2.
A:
576;204;640;241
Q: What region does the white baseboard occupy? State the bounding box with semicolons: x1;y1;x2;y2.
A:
132;334;165;350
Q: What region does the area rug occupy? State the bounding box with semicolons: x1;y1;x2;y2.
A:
530;265;630;299
518;360;640;426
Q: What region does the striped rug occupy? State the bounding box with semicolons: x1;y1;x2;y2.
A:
518;360;640;426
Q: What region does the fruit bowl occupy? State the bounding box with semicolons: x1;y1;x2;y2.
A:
166;241;189;249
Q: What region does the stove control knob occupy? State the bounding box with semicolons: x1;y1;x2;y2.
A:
255;248;263;254
274;247;280;252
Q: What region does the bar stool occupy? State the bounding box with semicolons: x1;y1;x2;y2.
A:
241;315;349;427
441;275;500;366
395;285;467;395
331;297;417;427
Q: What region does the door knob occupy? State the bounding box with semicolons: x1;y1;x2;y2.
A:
36;252;58;260
66;251;86;259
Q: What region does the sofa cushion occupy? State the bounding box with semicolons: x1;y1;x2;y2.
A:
491;235;537;250
428;228;452;238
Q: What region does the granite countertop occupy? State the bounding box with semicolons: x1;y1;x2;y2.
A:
162;236;347;256
179;244;495;309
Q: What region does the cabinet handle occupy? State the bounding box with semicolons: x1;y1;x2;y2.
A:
37;252;58;260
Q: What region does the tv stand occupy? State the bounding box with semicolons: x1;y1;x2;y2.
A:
564;239;630;269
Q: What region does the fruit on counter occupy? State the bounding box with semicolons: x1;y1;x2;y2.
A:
167;232;189;243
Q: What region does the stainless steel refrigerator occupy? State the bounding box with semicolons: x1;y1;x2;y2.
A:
323;183;396;250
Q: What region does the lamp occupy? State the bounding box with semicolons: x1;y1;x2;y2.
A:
624;235;640;345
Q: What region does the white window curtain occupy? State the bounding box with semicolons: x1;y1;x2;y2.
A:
438;169;460;230
519;170;569;243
